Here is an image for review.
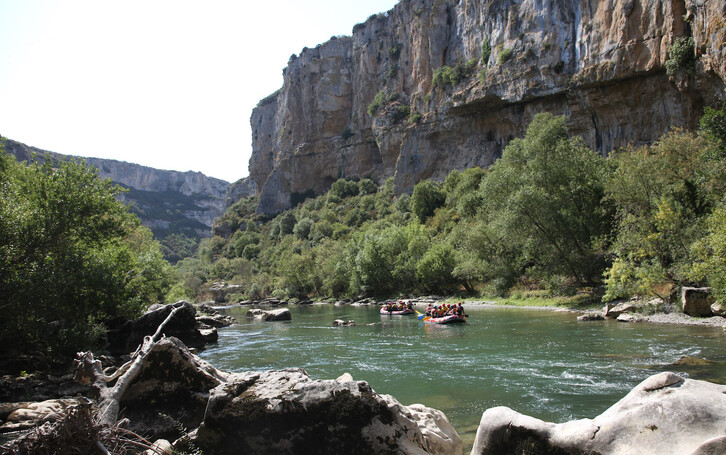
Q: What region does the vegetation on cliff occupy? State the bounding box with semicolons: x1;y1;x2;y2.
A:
0;145;173;359
174;110;726;306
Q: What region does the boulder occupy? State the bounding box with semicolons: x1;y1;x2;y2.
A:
471;372;726;455
143;439;173;455
107;301;207;355
682;287;715;317
117;337;228;441
577;313;604;321
332;319;356;327
193;369;462;455
616;313;643;322
605;302;636;318
710;302;725;317
196;314;235;328
209;284;243;303
199;327;218;343
245;308;292;321
1;398;82;433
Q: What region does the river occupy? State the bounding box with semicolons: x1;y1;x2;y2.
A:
200;304;726;451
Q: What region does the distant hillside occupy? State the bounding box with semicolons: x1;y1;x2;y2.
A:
2;137;256;262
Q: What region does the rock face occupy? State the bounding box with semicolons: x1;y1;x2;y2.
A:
249;0;726;214
470;371;726;455
1;137;234;238
682;286;716;317
194;368;462;455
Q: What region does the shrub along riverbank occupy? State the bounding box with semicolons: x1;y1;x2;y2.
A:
172;109;726;311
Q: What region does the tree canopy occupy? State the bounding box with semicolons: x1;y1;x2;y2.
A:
0;146;172;357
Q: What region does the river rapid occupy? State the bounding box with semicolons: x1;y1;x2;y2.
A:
200;304;726;451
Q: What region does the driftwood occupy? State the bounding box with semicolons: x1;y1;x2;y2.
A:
74;305;184;426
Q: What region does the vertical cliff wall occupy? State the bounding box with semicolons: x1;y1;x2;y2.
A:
249;0;726;215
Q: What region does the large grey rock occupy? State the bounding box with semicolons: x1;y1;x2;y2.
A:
470;372;726;455
245;308;292;321
117;337;228;441
106;301;207;355
605;302;636;318
194;369;462;455
711;302;726;317
682;287;715;317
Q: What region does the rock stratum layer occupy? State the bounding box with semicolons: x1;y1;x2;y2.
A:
249;0;726;214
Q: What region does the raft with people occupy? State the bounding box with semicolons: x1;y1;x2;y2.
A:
419;302;467;324
380;301;415;315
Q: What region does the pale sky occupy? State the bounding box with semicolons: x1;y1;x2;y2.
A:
0;0;399;183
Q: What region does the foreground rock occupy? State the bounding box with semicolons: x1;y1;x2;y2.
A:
471;372;726;455
245;308;292;321
194;368;462;455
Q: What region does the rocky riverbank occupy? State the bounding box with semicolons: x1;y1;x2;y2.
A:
3;300;725;453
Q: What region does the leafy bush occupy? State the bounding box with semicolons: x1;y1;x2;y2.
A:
367;90;388;116
497;47;513;64
665;37;696;75
409;112;422;124
0;149;172;357
391;104;411;123
411;179;446;222
481;37;491;65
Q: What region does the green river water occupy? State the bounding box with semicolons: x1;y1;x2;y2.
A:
200;304;726;451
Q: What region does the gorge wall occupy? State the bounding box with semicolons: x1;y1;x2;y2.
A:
249;0;726;215
2;138;255;239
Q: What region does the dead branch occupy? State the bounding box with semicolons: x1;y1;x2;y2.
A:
75;304;184;426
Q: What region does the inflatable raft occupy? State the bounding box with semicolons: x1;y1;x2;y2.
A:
380;307;415;315
422;315;466;324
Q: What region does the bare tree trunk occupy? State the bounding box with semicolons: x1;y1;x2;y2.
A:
75;305;184;426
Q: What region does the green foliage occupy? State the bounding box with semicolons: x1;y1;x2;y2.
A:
391;104;411;123
177;110;726;306
330;178;360;199
665;37;696;75
432;59;478;88
387;65;399;79
389;44;401;60
0;149;172;356
688;204;726;303
409;112;423;124
293;217;314;240
367;90;388;116
699;107;726;155
358;178;379;195
411;179;446;222
603;129;723;301
480;113;611;284
278;212;297;235
481;37;491;65
497;47;513;64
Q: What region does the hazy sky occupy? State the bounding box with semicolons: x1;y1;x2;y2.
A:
0;0;399;182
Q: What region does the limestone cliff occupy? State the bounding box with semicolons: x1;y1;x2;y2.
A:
249;0;726;215
1;138;252;239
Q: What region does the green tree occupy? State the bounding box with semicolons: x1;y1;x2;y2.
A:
480;113;611;284
603;129;720;301
0;149;172;357
411;179;446;222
